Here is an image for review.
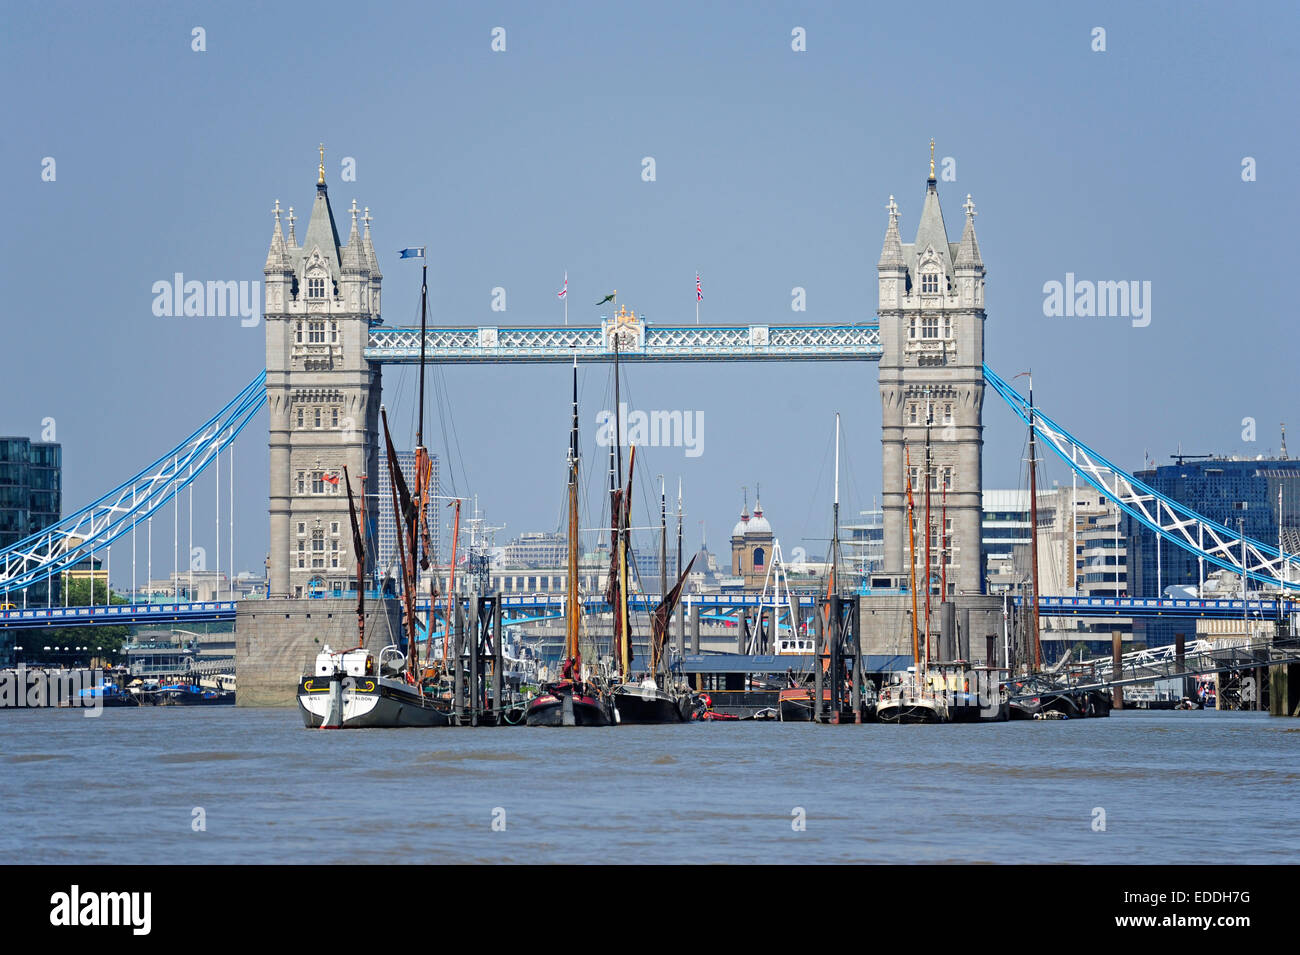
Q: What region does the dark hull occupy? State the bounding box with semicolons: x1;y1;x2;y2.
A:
876;699;948;724
525;684;612;726
150;691;234;706
779;694;814;722
612;687;689;724
779;689;860;723
298;675;453;728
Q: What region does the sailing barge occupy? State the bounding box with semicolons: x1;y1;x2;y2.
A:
525;358;614;727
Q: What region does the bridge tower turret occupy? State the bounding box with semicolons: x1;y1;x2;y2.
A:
263;148;382;598
877;145;986;596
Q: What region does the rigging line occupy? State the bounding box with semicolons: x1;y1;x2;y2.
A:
801;429;835;560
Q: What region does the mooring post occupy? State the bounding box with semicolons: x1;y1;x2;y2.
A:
452;599;464;725
1111;629;1123;710
813;600;825;723
492;594;503;720
1175;632;1186;701
829;596;843;724
851;597;863;723
676;603;686;661
690;602;701;690
469;596;481;726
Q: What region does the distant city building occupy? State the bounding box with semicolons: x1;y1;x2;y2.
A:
501;531;566;569
730;495;775;589
0;435;62;605
982;487;1127;597
1125;454;1300;647
842;508;885;586
983;487;1131;648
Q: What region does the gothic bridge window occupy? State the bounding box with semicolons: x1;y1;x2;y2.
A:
307;276;326;299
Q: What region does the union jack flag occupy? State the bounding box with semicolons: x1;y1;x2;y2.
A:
696;272;703;302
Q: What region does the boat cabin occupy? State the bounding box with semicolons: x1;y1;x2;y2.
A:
313;646;373;677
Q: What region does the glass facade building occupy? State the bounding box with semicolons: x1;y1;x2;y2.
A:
1125;456;1300;646
0;436;62;605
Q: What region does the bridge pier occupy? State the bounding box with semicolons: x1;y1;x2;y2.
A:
1270;662;1300;717
234;597;404;706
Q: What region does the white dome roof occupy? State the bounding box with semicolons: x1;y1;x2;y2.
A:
746;504;772;535
731;511;749;538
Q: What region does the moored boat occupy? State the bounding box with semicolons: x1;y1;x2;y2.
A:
875;673;950;724
526;356;614;727
613;678;692;723
297;644;453;728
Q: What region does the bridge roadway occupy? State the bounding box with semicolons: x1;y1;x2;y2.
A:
364;323;883;364
3;593;1297;631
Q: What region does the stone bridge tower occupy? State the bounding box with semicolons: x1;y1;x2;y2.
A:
263;148;383;598
877;146;986;595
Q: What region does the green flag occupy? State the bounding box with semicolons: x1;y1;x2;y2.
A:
596;290;617;307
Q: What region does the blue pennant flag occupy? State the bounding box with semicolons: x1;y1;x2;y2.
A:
398;247;425;259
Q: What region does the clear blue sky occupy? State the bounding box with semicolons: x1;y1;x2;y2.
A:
3;0;1297;579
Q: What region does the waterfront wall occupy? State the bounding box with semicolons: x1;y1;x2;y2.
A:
234;597;405;706
860;593;1005;666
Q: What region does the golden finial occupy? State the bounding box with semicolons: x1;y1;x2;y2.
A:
929;139;936;180
318;143;326;185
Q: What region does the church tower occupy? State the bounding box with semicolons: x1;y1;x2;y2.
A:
877;143;986;595
264;147;383;598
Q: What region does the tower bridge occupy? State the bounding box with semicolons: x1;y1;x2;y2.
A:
4;148;1300;697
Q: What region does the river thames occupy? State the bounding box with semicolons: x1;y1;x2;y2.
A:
2;708;1296;864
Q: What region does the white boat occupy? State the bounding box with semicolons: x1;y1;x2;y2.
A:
875;669;951;724
297;643;453;728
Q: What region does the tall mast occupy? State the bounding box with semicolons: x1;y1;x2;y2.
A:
906;446;920;667
923;391;933;669
417;262;427;448
412;257;432;673
613;337;623;494
940;483;948;605
612;336;632;680
344;466;365;648
658;476;668;681
1026;372;1042;671
565;355;581;666
832;412;841;595
618;448;635;681
676;478;683;662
